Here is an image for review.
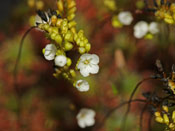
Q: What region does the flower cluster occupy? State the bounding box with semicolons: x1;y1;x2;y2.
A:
134;21;159;39
154;106;175;130
154;2;175;24
33;0;99;128
34;0;99;93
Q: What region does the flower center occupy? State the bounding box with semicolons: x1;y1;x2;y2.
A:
84;59;90;65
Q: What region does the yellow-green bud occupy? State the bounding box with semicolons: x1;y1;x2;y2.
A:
163;106;168;112
56;50;64;55
169;123;175;129
56;19;63;27
52;27;59;34
66;58;72;66
64;31;73;42
68;14;76;21
68;7;77;15
51;33;57;40
67;0;76;9
57;0;64;13
42;48;45;54
163;114;169;124
64;41;73;51
172;111;175;122
44;24;50;31
85;43;91;52
38;24;44;29
68;21;77;28
62;73;68;78
79;41;85;47
76;38;81;45
70;69;76;77
55;35;62;45
155;116;164;123
79;47;86;54
154;112;161;117
48;27;53;33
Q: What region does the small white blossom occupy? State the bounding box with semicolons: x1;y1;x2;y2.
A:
118;11;133;25
149;22;159;34
76;108;96;128
77;53;99;77
134;21;149;39
76;80;89;92
54;55;67;67
44;44;57;60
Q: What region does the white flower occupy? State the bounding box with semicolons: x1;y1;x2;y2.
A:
118;11;133;25
76;80;89;92
76;108;96;128
54;55;67;67
77;53;99;77
134;21;149;39
44;44;57;60
149;22;159;34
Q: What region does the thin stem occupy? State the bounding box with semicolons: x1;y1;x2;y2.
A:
121;78;152;130
13;26;37;130
94;99;146;130
140;103;148;131
13;26;37;94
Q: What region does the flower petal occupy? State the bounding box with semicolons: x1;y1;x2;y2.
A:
90;54;99;64
89;64;99;74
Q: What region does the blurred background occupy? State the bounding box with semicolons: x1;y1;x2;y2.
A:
0;0;175;131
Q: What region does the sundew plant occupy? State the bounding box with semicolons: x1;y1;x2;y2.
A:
1;0;175;130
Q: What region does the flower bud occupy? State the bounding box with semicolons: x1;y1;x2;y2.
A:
44;24;50;31
155;116;164;123
163;106;168;113
67;0;76;9
172;111;175;122
51;33;57;40
68;7;77;15
154;112;161;117
36;0;44;10
68;14;75;21
55;35;63;45
85;43;91;52
51;15;58;25
79;47;86;54
64;41;73;51
54;55;67;67
68;21;77;28
70;69;76;77
56;19;63;27
163;114;169;124
57;0;64;13
64;31;73;41
66;58;72;66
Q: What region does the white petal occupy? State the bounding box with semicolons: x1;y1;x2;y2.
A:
89;64;99;74
77;119;86;128
149;22;159;34
44;44;57;60
85;117;95;126
118;11;133;25
80;67;90;77
90;54;99;64
54;55;67;67
80;53;91;61
76;80;89;92
134;21;149;39
77;62;86;70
